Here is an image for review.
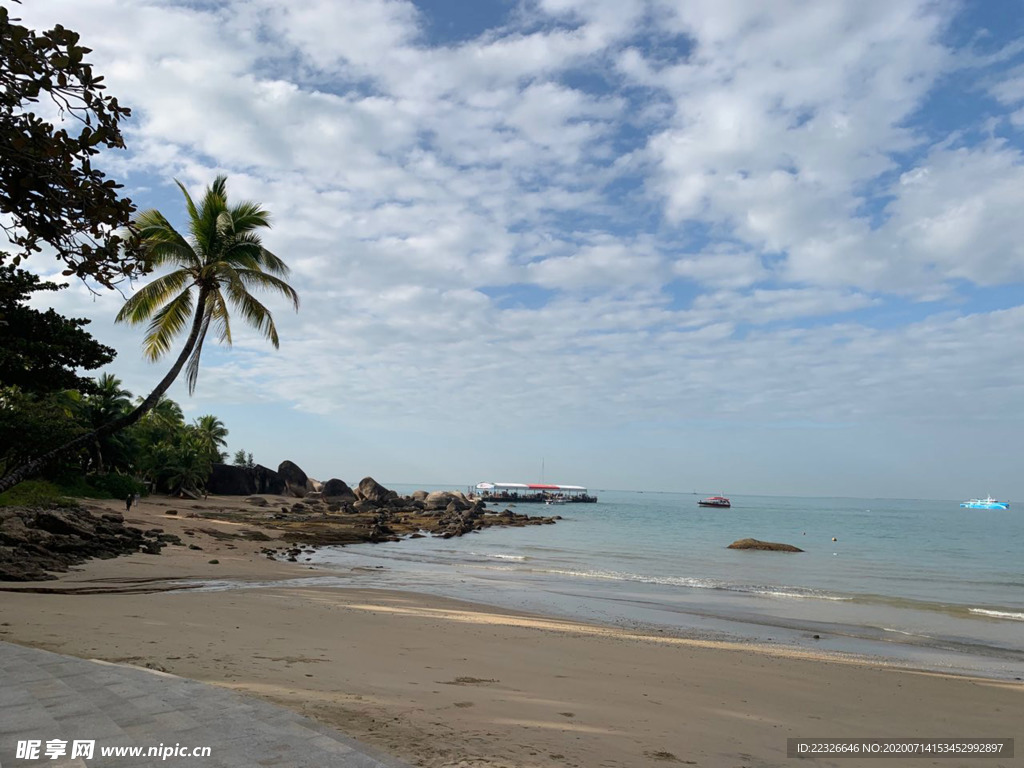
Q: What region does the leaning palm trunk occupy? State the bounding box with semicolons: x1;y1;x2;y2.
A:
0;287;210;494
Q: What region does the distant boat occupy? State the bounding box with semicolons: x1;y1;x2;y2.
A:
698;495;731;508
960;496;1009;510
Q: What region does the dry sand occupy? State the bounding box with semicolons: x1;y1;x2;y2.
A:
2;495;1021;768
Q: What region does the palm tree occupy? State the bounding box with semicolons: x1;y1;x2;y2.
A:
192;414;229;463
140;395;185;433
0;176;299;493
164;431;213;497
84;373;133;473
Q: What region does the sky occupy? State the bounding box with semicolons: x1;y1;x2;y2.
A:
12;0;1024;499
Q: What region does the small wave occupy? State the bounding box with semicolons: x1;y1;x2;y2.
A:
969;608;1024;621
546;568;849;601
881;627;917;636
751;589;852;601
483;553;528;562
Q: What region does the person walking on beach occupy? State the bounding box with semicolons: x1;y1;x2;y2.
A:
125;494;133;513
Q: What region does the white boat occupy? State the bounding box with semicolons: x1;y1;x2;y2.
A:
473;482;597;503
698;495;731;508
960;496;1009;510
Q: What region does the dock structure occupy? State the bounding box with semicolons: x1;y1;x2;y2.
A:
472;482;597;504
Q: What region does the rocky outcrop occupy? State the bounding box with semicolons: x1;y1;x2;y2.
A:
355;477;393;503
727;538;803;552
278;461;312;498
321;478;356;500
0;506;181;581
206;463;286;495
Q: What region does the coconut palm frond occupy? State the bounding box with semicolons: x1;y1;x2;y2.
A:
254;246;291;277
232;289;280;348
228;200;272;232
184;312;213;394
208;291;233;345
142;289;195;361
116;269;193;325
236;269;300;309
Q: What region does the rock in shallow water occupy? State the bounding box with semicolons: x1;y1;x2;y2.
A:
727;537;804;552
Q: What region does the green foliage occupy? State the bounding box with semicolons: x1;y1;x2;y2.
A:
81;373;134;474
0;5;143;286
0;266;116;393
116;175;299;393
0;478;73;507
84;471;145;499
0;385;86;474
232;449;255;469
192;414;228;463
162;431;212;496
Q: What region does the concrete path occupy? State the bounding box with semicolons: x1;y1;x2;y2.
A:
0;641;411;768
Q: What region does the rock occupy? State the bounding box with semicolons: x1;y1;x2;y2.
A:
0;506;162;581
245;495;269;507
352;498;379;513
322;478;356;500
411;490;429;501
207;463;257;495
727;538;804;553
355;477;391;503
424;491;469;511
220;466;257;494
278;460;312;497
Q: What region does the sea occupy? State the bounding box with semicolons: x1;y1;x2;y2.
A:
230;489;1024;680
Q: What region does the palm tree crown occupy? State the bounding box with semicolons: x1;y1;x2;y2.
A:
116;175;299;393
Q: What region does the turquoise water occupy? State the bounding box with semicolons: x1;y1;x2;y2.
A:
309;489;1024;679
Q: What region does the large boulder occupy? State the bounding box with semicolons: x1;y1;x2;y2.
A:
206;463;286;496
278;460;312;498
252;464;287;495
322;478;356;500
727;538;804;553
355;477;391;503
207;463;256;495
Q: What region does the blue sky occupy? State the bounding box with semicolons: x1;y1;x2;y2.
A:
17;0;1024;499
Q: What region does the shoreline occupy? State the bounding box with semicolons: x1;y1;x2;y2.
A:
2;495;1022;767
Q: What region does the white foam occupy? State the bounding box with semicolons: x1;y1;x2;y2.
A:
545;569;851;601
969;608;1024;621
752;589;852;601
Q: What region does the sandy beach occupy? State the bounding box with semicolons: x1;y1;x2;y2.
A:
2;495;1021;768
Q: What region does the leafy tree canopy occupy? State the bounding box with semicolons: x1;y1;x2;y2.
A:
0;4;143;287
0;265;115;394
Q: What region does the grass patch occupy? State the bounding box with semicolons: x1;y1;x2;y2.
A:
0;479;75;508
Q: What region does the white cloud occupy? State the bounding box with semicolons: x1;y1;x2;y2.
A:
12;0;1024;495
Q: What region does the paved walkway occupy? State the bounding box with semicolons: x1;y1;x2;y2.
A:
0;641;410;768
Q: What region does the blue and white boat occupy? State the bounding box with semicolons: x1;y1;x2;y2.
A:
960;495;1009;510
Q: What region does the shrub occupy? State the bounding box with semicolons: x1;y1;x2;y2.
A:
84;473;146;500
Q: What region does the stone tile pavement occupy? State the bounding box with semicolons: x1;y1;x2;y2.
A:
0;641;411;768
